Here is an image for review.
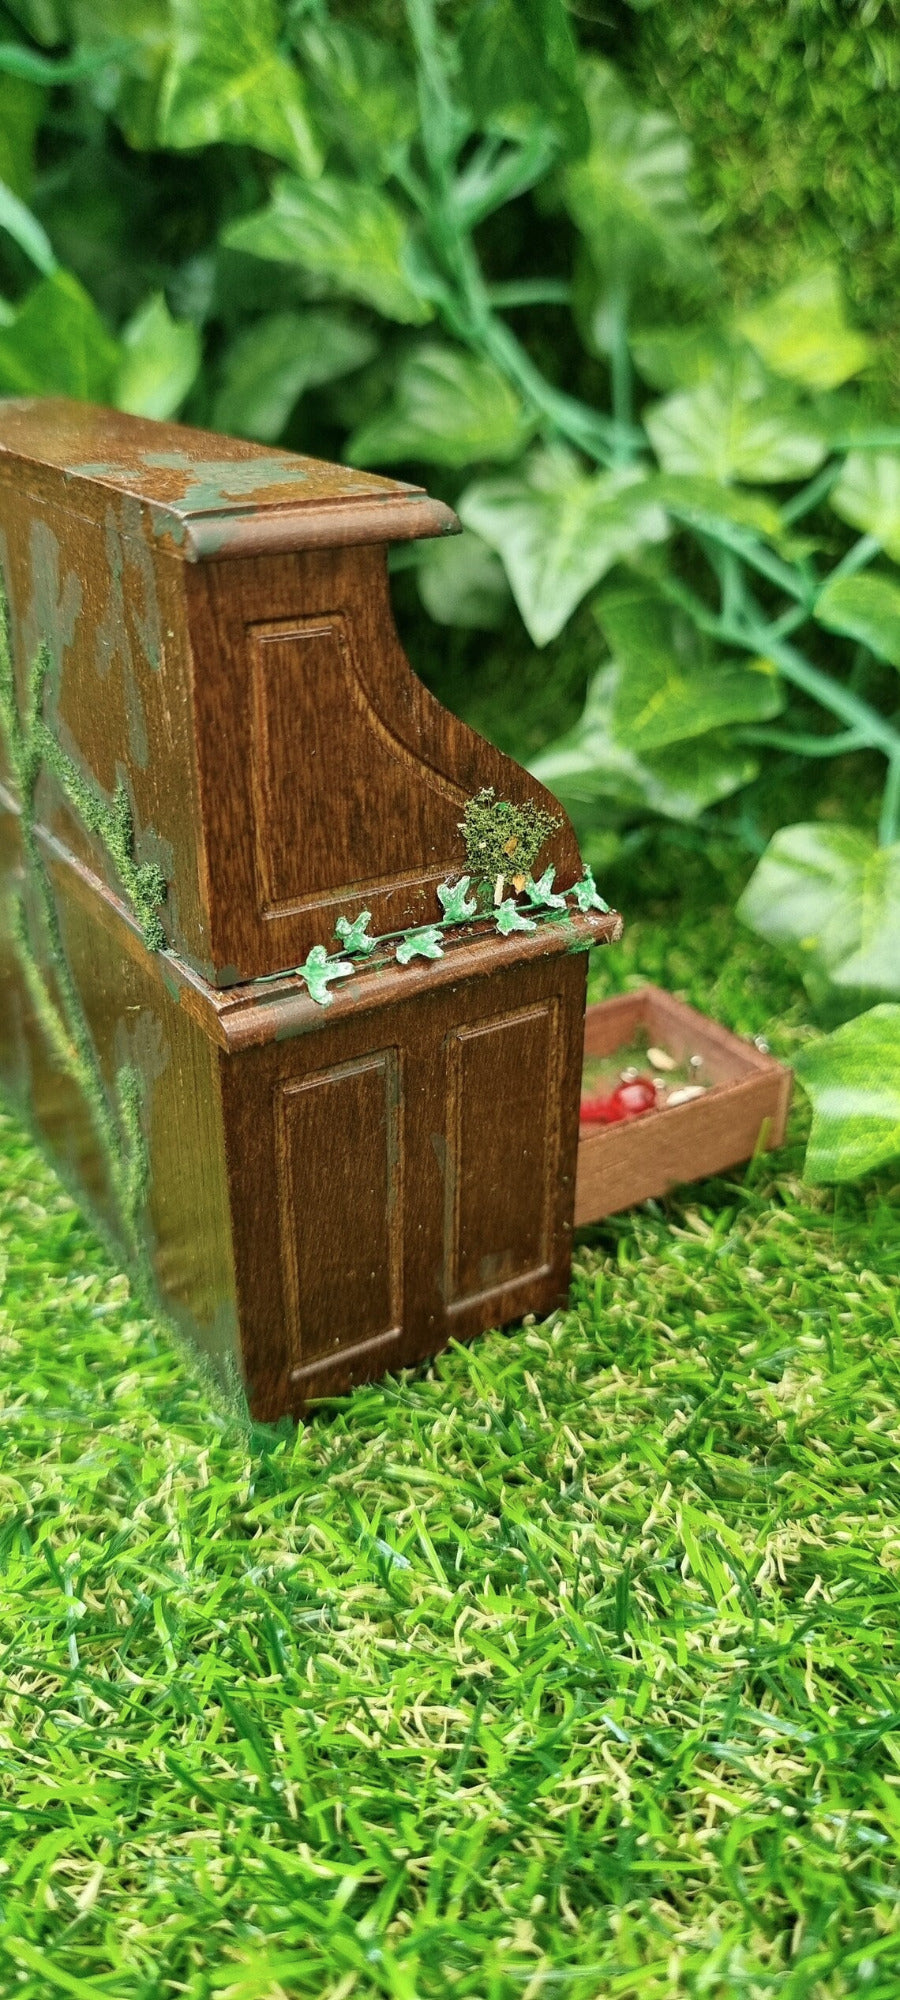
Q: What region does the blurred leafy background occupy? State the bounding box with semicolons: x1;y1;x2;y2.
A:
1;0;899;1177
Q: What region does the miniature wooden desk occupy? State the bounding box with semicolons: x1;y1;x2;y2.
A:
0;400;620;1417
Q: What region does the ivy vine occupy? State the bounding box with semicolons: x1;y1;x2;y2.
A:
268;864;611;1008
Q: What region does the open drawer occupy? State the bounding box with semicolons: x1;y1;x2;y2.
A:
575;985;792;1226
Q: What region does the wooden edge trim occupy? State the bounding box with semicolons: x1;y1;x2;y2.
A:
7;798;624;1052
172;494;460;561
215;909;624;1051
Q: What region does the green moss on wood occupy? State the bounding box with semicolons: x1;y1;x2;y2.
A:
0;577;154;1278
457;787;560;896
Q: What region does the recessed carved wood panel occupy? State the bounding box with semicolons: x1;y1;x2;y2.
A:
444;1002;559;1310
249;613;463;920
275;1050;402;1368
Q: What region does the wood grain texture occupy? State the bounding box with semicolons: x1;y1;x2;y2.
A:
0;399;579;985
275;1050;403;1369
186;544;584;981
575;987;791;1225
444;1003;559;1308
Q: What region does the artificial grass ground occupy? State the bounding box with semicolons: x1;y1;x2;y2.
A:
1;859;899;2000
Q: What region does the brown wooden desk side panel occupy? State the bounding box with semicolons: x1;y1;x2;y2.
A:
0;802;241;1377
187;545;584;983
0;808;115;1223
0;492;210;967
54;870;240;1374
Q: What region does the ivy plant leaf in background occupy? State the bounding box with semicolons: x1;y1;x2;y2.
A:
795;1005;900;1182
647;360;829;485
737;823;900;1005
646;356;827;485
562;59;709;300
646;473;786;541
0;69;43;202
348;343;534;470
596;584;783;752
213;309;376;442
531;662;757;820
629;322;738;392
0;268;119;398
815;571;900;670
458;0;587;150
292;18;417;180
414;531;512;631
1;0;67;43
115;291;199;420
830;450;900;560
62;0;172;154
459;446;668;646
156;0;321;176
737;265;873;393
223;175;433;326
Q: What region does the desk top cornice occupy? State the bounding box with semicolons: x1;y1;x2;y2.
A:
0;398;457;560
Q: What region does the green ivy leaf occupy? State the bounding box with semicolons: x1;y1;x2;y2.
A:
458;447;668;647
213;309;376;443
156;0;321;176
396;926;444;963
56;2;171;154
531;664;756;821
437;877;478;922
222;174;432;327
0;72;40;202
348;342;534;470
815;571;900;670
737;266;872;393
496;899;537;935
292;19;417;180
524;867;566;910
334;910;377;956
573;866;609;913
458;0;587;150
830;451;900;560
562;59;709;294
795;1006;900;1182
115;291;199;420
415;531;512;631
646;358;827;485
737;824;900;1004
596;584;783;753
629;322;738;392
645;473;785;541
0;268;119;398
299;945;354;1006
